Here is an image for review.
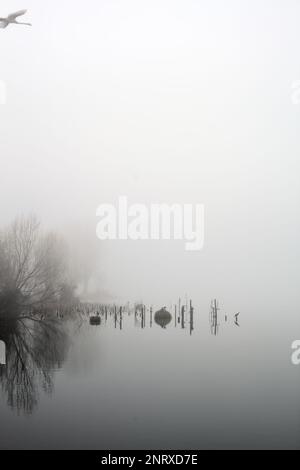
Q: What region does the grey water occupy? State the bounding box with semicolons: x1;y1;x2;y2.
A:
1;297;300;450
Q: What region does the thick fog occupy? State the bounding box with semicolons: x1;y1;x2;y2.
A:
1;0;300;308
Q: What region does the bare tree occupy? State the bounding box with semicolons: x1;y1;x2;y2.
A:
0;216;75;314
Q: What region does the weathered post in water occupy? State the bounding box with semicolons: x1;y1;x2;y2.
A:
210;299;219;336
189;300;194;336
181;305;185;329
114;306;117;329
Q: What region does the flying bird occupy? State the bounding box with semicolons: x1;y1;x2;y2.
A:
234;312;240;326
0;10;31;29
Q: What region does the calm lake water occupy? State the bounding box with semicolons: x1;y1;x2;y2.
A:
1;299;300;450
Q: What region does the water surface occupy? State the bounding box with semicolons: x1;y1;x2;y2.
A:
0;300;300;450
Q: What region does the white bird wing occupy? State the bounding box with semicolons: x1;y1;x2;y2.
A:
7;10;27;20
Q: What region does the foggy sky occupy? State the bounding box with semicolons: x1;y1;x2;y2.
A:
1;0;300;307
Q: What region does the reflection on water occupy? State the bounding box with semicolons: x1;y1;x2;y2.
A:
0;300;239;415
0;316;69;414
1;297;300;450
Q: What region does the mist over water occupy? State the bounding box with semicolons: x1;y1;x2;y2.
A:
1;0;300;449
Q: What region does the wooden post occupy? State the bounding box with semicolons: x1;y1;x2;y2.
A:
212;299;219;335
189;300;194;336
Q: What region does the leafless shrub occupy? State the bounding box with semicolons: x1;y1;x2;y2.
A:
0;215;76;313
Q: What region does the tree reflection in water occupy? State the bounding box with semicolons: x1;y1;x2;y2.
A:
0;315;69;414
